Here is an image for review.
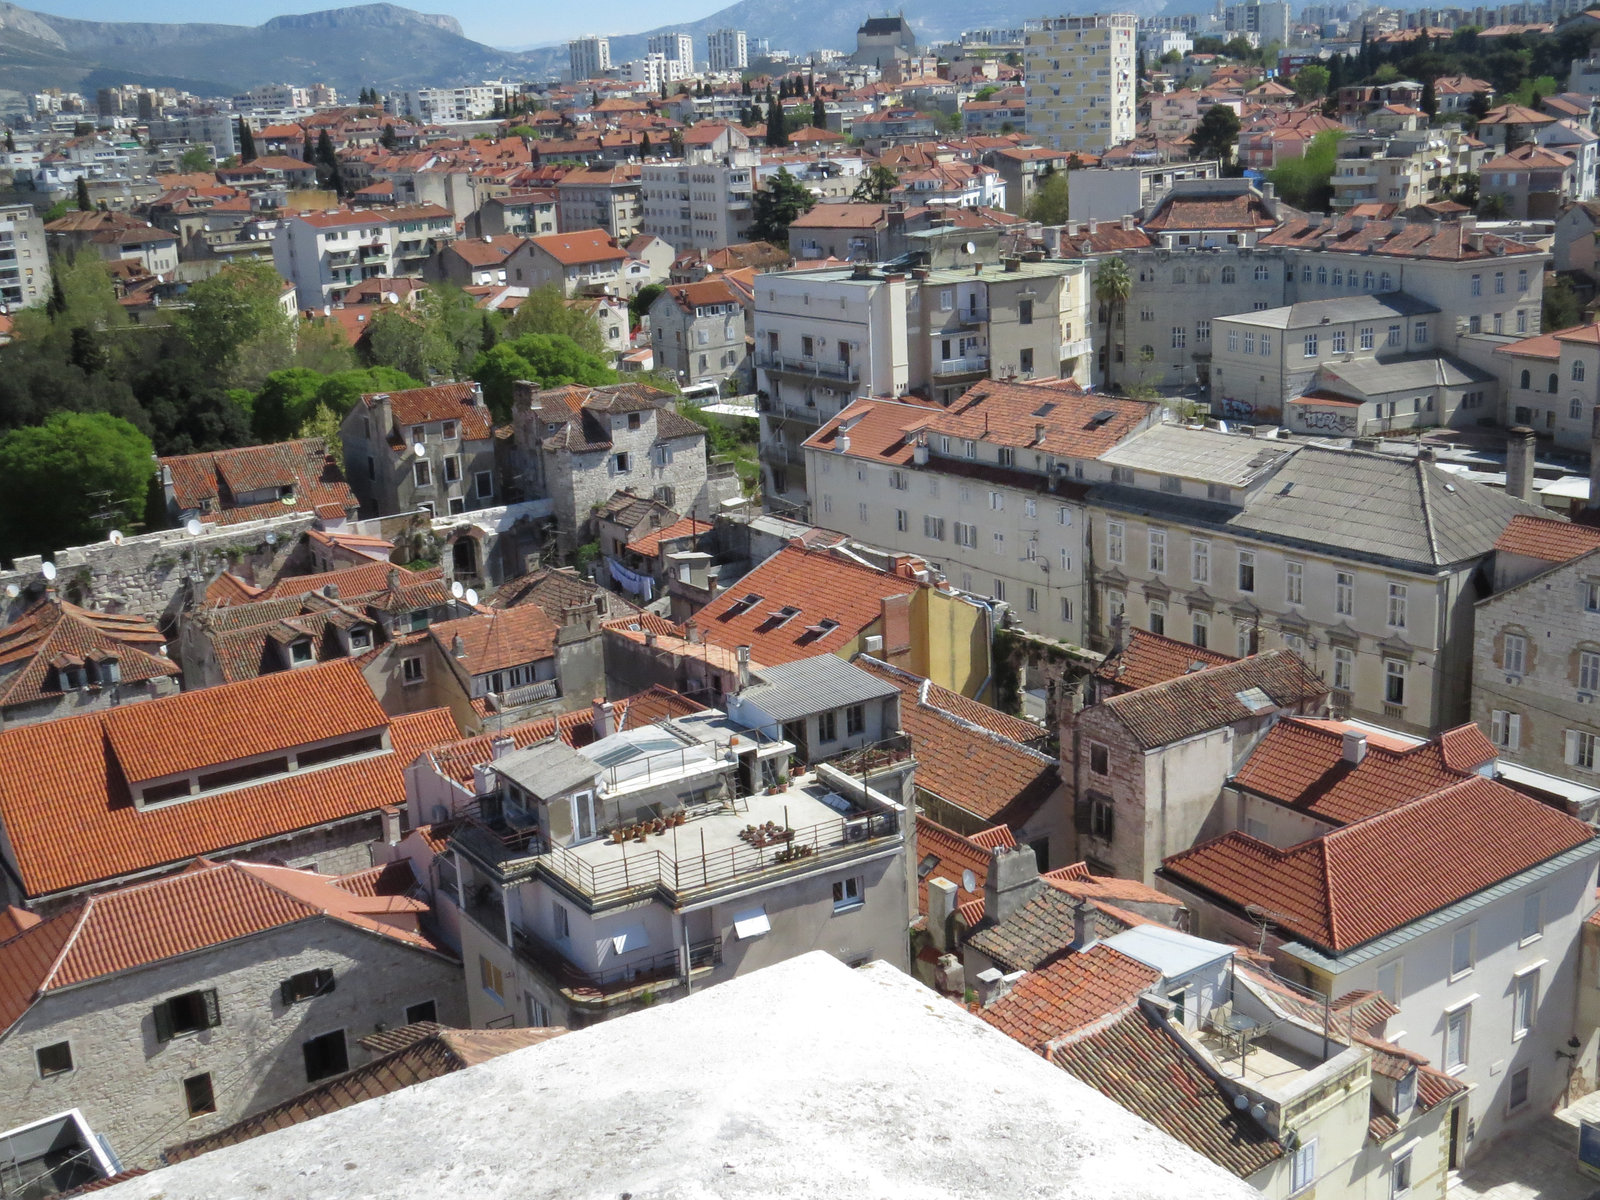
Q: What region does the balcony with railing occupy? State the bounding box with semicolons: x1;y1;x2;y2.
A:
511;922;722;1001
756;353;859;385
932;355;990;380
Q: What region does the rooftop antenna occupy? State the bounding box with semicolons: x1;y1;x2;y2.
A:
265;531;277;546
961;868;976;893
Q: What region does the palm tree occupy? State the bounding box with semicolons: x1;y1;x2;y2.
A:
1093;258;1131;393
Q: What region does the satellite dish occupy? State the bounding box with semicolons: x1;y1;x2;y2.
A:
964;240;976;255
41;561;57;581
413;442;427;458
1232;1094;1249;1111
465;588;479;607
450;580;465;598
265;531;277;546
384;291;400;304
185;518;203;536
108;529;123;545
961;868;976;893
4;583;19;598
1249;1104;1267;1123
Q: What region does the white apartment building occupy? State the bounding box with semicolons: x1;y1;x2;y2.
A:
707;28;749;73
272;205;456;309
639;150;756;250
395;84;506;124
1023;13;1138;155
569;35;612;82
0;204;50;310
1330;129;1486;212
1222;0;1290;46
647;32;696;77
232;83;310;111
803;387;1160;644
626;54;686;92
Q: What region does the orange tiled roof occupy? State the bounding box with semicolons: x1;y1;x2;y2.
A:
426;605;560;675
979;943;1160;1050
915;816;1011;916
1162;775;1596;953
1232;718;1492;826
1093;629;1236;692
364;382;492;442
1097;650;1327;750
526;228;628;266
160;438;357;523
1258;214;1543;259
0;599;178;707
625;517;710;559
0;858;443;1033
1494;513;1600;562
0;660;459;900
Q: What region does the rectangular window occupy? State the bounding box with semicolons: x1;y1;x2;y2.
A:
402;656;424;684
1580;652;1600;695
1491;709;1521;750
1149;528;1166;574
993;578;1006;602
818;710;838;742
1387;583;1407;629
832;875;864;912
1285;561;1303;605
1333;645;1353;691
992;532;1005;555
1171;326;1186;349
889;469;909;490
1237;550;1255;593
989;490;1004;511
1359;326;1374;351
479;954;504;996
924;515;944;541
1303;333;1318;358
1331;329;1347;353
442;456;460;484
1513;969;1538;1039
1451;926;1474;978
184;1072;216;1118
1260;334;1272;356
1413;320;1428;344
1019;299;1034;325
1061;597;1074;622
1392;1151;1412;1199
859;502;869;524
846;704;865;736
1243;331;1255;355
1335;572;1354;616
1588;581;1600;613
613;451;631;473
1191;540;1210;583
1387;323;1402;347
1089;795;1115;838
153;989;220;1042
475;470;494;500
895;509;908;532
405;1000;438;1025
413;460;431;487
1508;1066;1530;1113
1504;633;1526;675
1384;659;1406;705
1445;1005;1470;1071
1192;611;1209;648
1026;586;1038;613
280;968;335;1005
1290;1139;1317;1194
1107;521;1125;564
1569;729;1598;771
35;1041;72;1078
302;1029;349;1083
1228;329;1239;352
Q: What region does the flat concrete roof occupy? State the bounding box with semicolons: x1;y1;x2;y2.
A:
99;954;1263;1200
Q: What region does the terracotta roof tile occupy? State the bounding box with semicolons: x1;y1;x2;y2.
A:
1258;215;1543;260
0;661;459;899
1162;775;1596;953
1093;629;1236;692
426;605;560;675
1143;191;1278;232
915;816;1011;916
364;383;492;442
980;943;1159;1050
625;517;711;559
159;438;356;521
1493;513;1600;562
525;228;628;267
0;600;178;707
1097;650;1327;750
1050;1005;1285;1178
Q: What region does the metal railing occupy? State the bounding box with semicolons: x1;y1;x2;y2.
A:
933;355;989;378
755;354;859;383
539;809;900;902
512;924;722;996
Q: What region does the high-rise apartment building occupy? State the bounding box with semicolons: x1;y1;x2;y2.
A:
568;35;612;82
648;32;696;77
707;28;748;73
0;205;50;311
1023;13;1138;154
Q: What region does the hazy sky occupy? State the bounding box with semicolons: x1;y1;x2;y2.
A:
21;0;718;47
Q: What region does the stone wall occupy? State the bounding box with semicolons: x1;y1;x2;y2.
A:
0;514;314;628
0;916;466;1169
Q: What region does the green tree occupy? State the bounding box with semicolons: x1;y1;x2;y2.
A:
813;97;827;128
1025;171;1071;223
639;132;652;158
504;284;607;357
380;123;398;150
75;177;91;212
471;333;616;419
1420;77;1438;119
176;261;296;388
1544;275;1581;332
851;163;900;203
749;168;816;245
238;119;257;163
0;413;154;558
178;146;214;173
315;130;344;195
1293;64;1331;101
1266;130;1345;211
767;101;789;146
629;283;665;326
1188;104;1241;167
250;367;327;441
1093;258;1132;393
41;199;68;223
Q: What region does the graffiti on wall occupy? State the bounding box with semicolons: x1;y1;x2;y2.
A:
1298;407;1359;433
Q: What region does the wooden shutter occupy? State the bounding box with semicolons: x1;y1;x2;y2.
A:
152;1000;175;1044
1567;729;1581;766
202;988;221;1029
280;978;295;1007
315;968;336;995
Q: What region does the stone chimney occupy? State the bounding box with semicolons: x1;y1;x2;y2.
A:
1506;426;1536;504
1070;897;1098;952
490;734;516;760
927;876;959;952
592;698;616;738
736;644;752;690
983;844;1043;926
974;966;1025;1007
1342;729;1367;765
380;805;402;846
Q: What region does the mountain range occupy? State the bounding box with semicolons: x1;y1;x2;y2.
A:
0;0;1191;100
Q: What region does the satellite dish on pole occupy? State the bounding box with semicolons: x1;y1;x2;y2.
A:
185;518;203;537
41;561;57;581
450;580;465;598
961;868;976;893
108;529;124;545
413;442;427;458
465;588;479;607
964;240;976;255
5;583;19;598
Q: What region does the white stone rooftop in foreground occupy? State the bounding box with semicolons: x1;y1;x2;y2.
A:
101;954;1261;1200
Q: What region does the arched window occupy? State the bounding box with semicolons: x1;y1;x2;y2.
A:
1173;267;1186;283
1575;361;1587;382
1254;264;1269;281
1572;396;1584;421
1363;271;1375;289
1520;369;1531;389
1550;373;1560;393
1141;344;1155;359
1221;266;1236;284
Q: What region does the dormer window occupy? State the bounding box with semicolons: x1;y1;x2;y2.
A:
1394;1067;1416;1116
289;639;314;665
348;626;372;651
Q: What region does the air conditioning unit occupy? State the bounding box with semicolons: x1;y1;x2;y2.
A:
864;634;884;653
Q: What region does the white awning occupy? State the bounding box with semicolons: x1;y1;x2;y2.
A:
733;907;771;939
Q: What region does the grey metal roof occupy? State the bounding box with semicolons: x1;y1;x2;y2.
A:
1091;442;1545;569
1318;352;1494;396
491;740;600;799
1098;424;1299;487
738;655;900;723
1222;292;1440;331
